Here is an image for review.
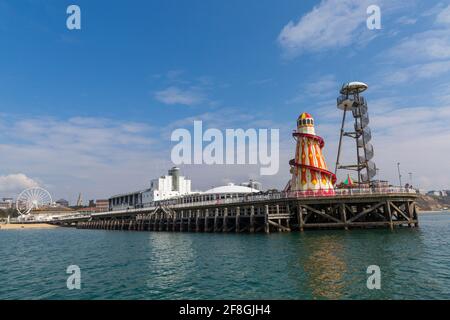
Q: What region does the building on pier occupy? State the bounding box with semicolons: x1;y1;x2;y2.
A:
143;167;191;203
109;167;192;211
202;183;260;200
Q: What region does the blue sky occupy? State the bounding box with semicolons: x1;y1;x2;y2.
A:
1;0;450;203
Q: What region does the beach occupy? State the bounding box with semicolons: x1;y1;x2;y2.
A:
0;223;59;230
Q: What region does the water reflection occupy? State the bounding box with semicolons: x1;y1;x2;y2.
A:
301;234;347;299
290;227;429;300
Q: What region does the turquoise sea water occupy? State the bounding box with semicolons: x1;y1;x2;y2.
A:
0;212;449;300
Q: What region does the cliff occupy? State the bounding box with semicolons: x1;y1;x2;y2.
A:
416;194;450;212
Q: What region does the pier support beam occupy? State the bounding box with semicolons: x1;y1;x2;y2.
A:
297;204;304;232
340;203;348;230
386;201;394;230
214;209;219;232
235;207;240;233
250;206;255;233
187;210;191;232
204;209;209;232
223;208;228;233
196;210;200;232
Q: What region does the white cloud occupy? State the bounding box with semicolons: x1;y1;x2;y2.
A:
396;16;417;25
380;60;450;84
384;29;450;62
278;0;379;58
368;104;450;190
154;86;205;106
287;74;339;104
0;116;167;203
436;4;450;25
304;74;339;96
7;117;154;153
0;174;39;193
384;5;450;63
372;3;450;94
421;3;447;17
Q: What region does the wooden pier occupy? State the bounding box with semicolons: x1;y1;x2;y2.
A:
59;191;419;233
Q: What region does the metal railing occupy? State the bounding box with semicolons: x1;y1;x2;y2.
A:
162;187;416;209
337;95;366;107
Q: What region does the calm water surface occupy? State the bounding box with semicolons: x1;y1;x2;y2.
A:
1;212;449;300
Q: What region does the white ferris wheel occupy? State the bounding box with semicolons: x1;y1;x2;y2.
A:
16;187;53;216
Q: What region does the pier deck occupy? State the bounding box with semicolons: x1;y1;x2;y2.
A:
58;190;419;233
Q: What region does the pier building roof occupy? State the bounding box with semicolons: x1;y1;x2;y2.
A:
203;184;260;195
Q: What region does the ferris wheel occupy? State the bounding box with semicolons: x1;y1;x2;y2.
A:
16;187;53;215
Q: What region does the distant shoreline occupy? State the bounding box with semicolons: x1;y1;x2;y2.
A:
0;223;59;230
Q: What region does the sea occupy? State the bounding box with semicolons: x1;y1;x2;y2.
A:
0;212;449;300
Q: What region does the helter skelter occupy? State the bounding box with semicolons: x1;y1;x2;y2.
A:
287;112;336;195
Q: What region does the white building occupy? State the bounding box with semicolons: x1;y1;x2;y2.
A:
0;198;14;210
109;167;192;210
427;190;448;197
142;167;191;205
158;183;261;206
203;184;260;198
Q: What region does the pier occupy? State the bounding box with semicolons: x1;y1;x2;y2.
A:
56;188;419;233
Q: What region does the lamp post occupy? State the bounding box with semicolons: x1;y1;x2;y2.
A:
397;163;402;188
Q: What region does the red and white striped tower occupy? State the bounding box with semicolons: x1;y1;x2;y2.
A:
288;113;336;195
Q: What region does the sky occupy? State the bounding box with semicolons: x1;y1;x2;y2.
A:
1;0;450;204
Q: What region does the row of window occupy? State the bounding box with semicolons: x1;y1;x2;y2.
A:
298;118;314;126
110;194;141;206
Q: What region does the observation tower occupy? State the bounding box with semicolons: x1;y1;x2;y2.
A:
335;82;376;185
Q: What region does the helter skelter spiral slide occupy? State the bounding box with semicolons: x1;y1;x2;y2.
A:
287;112;336;196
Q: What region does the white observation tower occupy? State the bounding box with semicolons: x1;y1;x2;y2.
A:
335;81;377;186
